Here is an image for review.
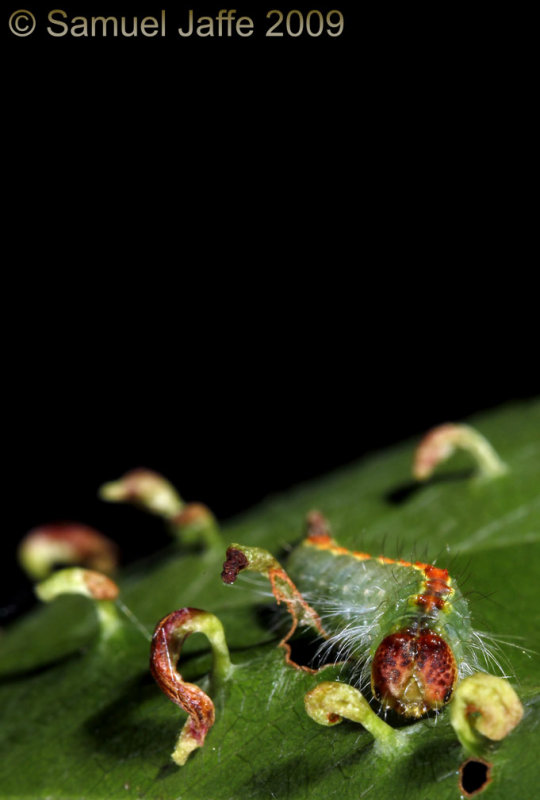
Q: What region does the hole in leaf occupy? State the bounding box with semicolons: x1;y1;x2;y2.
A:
459;758;492;797
286;631;327;669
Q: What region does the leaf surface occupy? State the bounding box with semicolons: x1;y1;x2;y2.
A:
1;400;539;800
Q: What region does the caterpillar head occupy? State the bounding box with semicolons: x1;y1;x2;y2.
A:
371;629;457;718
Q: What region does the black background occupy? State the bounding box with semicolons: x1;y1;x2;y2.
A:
4;350;538;620
5;4;537;617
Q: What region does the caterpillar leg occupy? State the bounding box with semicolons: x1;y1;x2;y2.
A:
221;542;327;667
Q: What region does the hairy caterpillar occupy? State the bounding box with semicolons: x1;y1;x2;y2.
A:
222;507;517;723
220;423;515;722
285;512;467;718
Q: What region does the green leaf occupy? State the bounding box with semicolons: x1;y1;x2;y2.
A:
1;400;539;799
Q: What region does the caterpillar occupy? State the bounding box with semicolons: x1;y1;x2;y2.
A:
286;512;466;717
220;423;514;722
223;510;468;719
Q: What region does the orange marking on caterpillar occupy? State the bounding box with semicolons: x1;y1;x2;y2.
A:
414;564;454;612
424;565;449;582
305;537;452;576
305;537;337;550
416;594;446;611
305;533;455;615
304;537;371;561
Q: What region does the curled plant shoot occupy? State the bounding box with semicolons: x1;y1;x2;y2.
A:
450;673;523;755
304;681;410;754
413;424;507;481
150;608;232;765
99;468;183;517
18;522;118;581
35;567;122;637
221;542;326;668
30;421;523;775
99;468;221;549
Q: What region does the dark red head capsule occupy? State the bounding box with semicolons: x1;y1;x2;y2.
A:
371;629;457;718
